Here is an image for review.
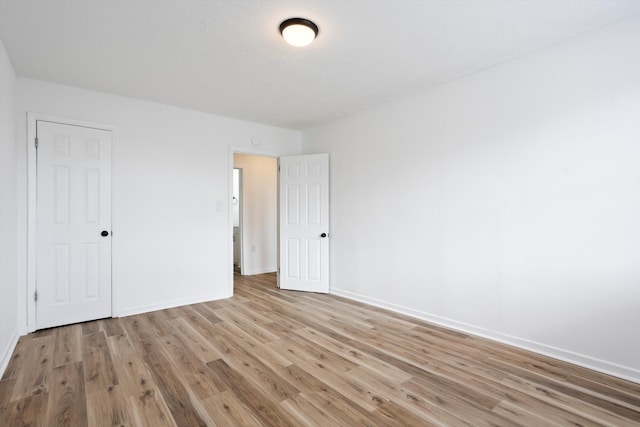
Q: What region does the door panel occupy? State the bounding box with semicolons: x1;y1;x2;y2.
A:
279;154;329;293
36;121;112;329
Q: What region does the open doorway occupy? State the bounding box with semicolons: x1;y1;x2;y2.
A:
232;153;278;280
232;168;242;274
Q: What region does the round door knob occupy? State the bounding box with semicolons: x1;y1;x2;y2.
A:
320;233;327;238
101;230;109;237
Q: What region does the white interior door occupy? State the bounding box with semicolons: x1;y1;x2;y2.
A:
279;154;329;293
36;120;112;329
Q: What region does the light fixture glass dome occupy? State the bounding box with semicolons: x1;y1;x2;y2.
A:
279;18;318;47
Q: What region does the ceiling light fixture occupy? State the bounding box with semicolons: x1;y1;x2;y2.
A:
279;18;319;47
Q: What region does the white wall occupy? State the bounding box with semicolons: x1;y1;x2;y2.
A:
0;36;18;375
16;78;301;329
234;154;278;275
303;16;640;382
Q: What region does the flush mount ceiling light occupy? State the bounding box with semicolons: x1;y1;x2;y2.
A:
279;18;319;47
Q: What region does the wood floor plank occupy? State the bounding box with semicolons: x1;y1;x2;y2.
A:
212;320;294;370
391;382;480;427
1;390;49;427
177;306;221;340
275;363;332;394
401;376;521;427
280;393;345;427
269;328;360;374
156;333;227;399
201;390;263;427
373;400;441;427
144;310;174;337
190;303;224;326
12;335;55;400
0;377;16;407
82;331;119;392
487;357;640;420
166;317;224;364
158;307;183;319
566;373;640;409
82;322;99;336
295;326;413;383
86;384;132;427
127;388;176;427
44;361;87;426
52;324;82;368
265;338;389;412
302;390;385;427
492;400;567;427
1;271;639;426
0;340;26;381
136;329;208;427
500;373;640;427
206;358;300;426
277;364;389;426
106;332;158;399
100;317;125;338
246;300;309;330
205;330;300;403
214;307;281;343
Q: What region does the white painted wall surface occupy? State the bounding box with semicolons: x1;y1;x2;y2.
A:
303;16;640;382
15;78;301;329
233;154;278;275
0;36;18;375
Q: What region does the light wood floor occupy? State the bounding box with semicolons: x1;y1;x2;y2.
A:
1;273;639;426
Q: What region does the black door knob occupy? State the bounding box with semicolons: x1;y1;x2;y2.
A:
320;233;327;238
101;230;109;237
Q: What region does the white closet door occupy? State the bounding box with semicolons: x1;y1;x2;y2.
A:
36;120;112;329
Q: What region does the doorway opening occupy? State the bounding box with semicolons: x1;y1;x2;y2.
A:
232;153;278;284
232;168;242;274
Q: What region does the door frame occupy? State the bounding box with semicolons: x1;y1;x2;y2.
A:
26;112;116;332
227;145;279;295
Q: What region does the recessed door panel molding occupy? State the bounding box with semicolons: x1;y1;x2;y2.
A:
53;134;70;157
85;168;100;224
286;163;300;178
53;166;71;225
306;183;321;225
279;154;329;293
36;120;112;329
286;184;300;225
308;159;321;177
307;239;321;281
286;239;300;279
84;138;101;160
53;244;71;303
82;243;100;300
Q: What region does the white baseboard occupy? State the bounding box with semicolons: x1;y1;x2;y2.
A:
116;291;232;318
0;329;20;378
241;267;276;276
330;287;640;385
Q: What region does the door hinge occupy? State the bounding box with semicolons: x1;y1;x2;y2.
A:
34;290;38;302
35;137;39;149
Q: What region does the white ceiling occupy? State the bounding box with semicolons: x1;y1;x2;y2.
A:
1;0;639;130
